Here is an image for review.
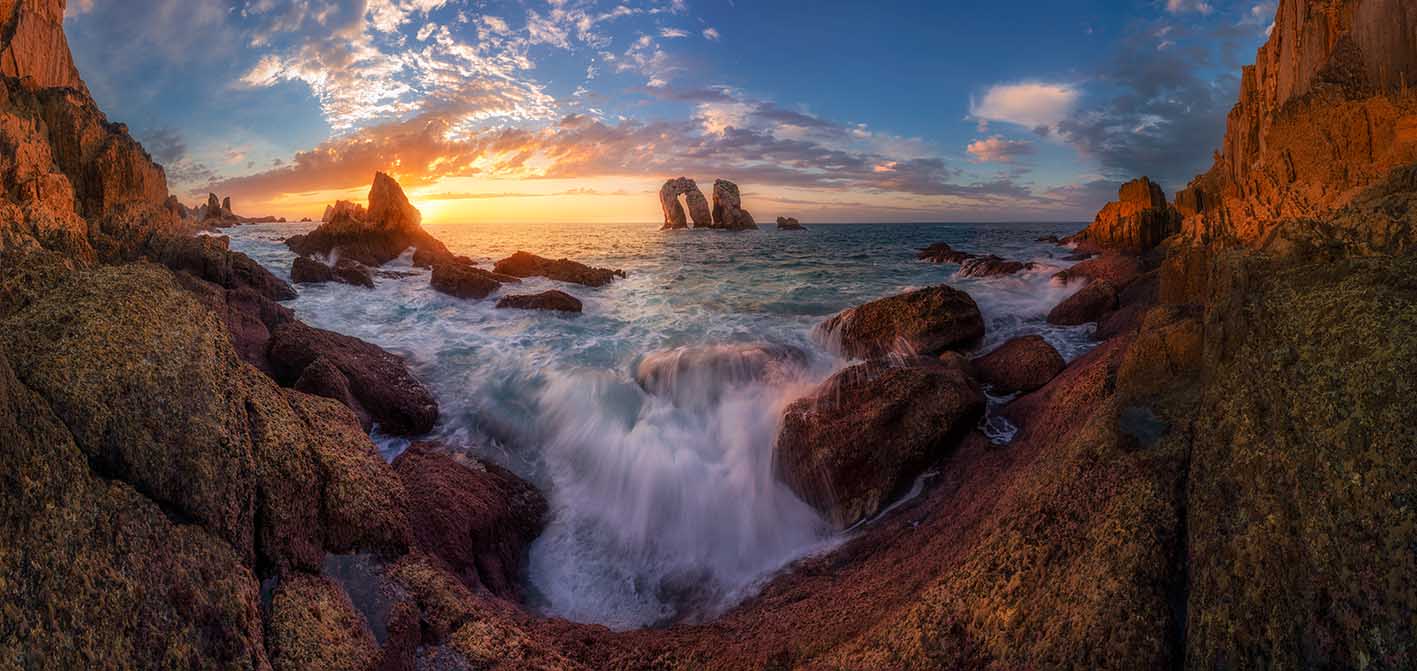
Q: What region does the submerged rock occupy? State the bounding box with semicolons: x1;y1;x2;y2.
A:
492;251;624;287
431;263;502;299
392;443;548;599
635;343;808;407
495;290;582;313
268;321;439;436
774;357;985;529
818;285;984;359
971;335;1066;395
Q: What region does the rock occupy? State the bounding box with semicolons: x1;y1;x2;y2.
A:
776;216;806;230
392;443;548;599
145;233;297;301
173;271;295;375
818;285;984;359
492;251;624;287
495;290;582;313
294;356;370;432
957;255;1035;278
1047;280;1118;326
268;320;439;436
634;343;808;407
431;263;502;299
1052;253;1142;288
917;242;974;264
659;177;711;229
412;246;471;269
774;357;985;528
711;179;757;230
287;173;449;267
221;196;232;216
268;574;380;671
1037;234;1062;243
334;258;375;289
203;193;222;220
971;335;1066;395
0;0;87;92
300;216;312;222
292;255;335;284
1067;177;1180;252
1115;306;1203;401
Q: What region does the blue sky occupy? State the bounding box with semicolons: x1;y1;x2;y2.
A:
62;0;1275;222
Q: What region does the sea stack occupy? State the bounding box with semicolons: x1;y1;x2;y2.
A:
711;179;757;230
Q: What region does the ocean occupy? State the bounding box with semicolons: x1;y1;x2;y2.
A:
226;220;1095;630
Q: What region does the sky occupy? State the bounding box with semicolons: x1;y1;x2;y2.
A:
63;0;1277;224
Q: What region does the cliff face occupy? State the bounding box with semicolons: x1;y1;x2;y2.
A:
1176;0;1417;252
0;0;181;265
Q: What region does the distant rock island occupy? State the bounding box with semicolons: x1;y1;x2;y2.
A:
658;177;758;230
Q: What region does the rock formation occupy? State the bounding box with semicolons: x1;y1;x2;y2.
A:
776;216;806;230
430;263;504;299
971;335;1066;394
659;177;711;229
818;285;984;359
287;173;452;267
0;0;86;92
774;357;985;529
711;179;757;230
917;242;974;263
495;289;583;313
1066;177;1181;252
492;251;624;287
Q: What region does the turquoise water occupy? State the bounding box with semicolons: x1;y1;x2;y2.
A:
226;221;1093;629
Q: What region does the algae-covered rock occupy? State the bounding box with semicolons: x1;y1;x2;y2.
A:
267;574;380;671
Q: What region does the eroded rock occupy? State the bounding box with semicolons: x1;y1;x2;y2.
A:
711;179;757;230
492;251;624;287
818;285;984;359
431;263;502;299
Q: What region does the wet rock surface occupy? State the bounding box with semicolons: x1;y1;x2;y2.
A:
431;262;503;299
818;285;984;359
634;343;808;407
971;335;1066;394
495;289;582;313
492;251;624;287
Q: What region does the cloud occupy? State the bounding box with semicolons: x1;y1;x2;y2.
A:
702;27;720;41
1166;0;1214;14
140;127;187;165
63;0;94;18
659;27;689;39
966;136;1035;163
970;82;1081;134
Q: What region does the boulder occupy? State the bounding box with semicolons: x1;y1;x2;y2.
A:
1067;177;1180;252
917;242;974;264
294;356;370;432
971;335;1066;395
492;251;624;287
634;343;808;407
1047;280;1118;326
659;177;711;229
711;179;757;230
1051;252;1142;288
818;285;984;359
334;258;375;289
431;263;502;299
268;320;439;436
495;290;582;313
957;255;1036;278
774;357;985;528
776;216;806;230
392;443;548;599
292;255;336;284
267;575;380;671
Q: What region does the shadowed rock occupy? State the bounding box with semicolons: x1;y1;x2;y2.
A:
776;216;806;230
774;357;985;529
971;335;1066;394
431;263;503;299
495;290;582;313
492;251;624;287
917;242;974;263
286;173;452;267
818;285;984;359
711;179;757;230
1047;280;1118;326
957;255;1037;278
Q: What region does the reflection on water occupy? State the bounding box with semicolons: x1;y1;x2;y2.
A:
227;220;1092;629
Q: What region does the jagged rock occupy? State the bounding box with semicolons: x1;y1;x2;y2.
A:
267;320;439;436
492;251;624;287
392;443;548;599
146;233;297;301
775;357;985;529
659;177;711;229
174;271;295;376
0;0;87;92
711;179;757;230
1068;177;1180;252
221;196;232;216
818;285;984;359
917;242;974;264
971;335;1066;394
334;258;374;289
431;263;502;299
287;173;448;267
495;290;582;313
776;216;806;230
294;356;370;432
1047;280;1118;326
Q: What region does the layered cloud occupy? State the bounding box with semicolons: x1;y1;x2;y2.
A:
969;82;1081;134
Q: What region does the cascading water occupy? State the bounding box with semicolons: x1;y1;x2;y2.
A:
225;220;1097;629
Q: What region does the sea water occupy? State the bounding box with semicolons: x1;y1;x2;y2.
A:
226;220;1094;630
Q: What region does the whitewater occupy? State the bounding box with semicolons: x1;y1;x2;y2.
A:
226;220;1095;631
